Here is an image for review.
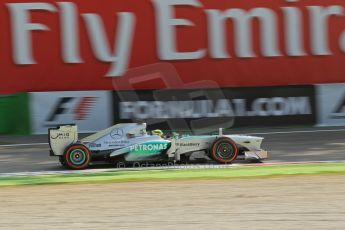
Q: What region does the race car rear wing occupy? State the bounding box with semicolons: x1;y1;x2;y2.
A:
49;125;78;156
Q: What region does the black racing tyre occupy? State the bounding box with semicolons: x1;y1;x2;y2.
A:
59;156;66;167
109;155;127;168
210;137;238;164
179;154;191;163
63;144;91;170
249;158;264;164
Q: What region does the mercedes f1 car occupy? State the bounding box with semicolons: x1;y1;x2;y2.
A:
49;123;268;170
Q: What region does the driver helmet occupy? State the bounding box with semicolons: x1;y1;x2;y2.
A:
152;129;164;137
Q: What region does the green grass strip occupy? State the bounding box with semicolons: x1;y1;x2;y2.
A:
1;163;345;187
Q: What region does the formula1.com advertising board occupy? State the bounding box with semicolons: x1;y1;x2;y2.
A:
112;86;316;133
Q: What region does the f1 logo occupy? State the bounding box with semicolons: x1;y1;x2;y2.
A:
47;97;73;122
47;97;97;122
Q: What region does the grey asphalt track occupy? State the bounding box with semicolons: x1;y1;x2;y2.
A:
0;126;344;174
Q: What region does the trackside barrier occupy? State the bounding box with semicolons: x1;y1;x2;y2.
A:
0;93;30;135
112;85;317;133
29;91;113;134
19;83;345;135
316;83;345;126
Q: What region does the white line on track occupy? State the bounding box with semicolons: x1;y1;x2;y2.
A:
0;143;48;147
1;128;345;148
1;160;344;177
246;128;345;135
0;165;233;177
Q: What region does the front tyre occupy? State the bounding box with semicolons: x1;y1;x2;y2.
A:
211;137;238;164
64;144;91;170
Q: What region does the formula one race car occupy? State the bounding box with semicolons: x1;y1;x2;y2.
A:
49;123;268;170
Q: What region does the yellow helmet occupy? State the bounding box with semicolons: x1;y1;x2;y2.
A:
152;129;164;137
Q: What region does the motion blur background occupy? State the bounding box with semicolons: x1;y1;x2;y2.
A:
0;0;345;133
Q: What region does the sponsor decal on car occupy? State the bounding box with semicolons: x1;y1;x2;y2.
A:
129;142;169;154
89;143;101;148
176;143;200;147
50;132;70;140
104;140;130;148
110;128;124;139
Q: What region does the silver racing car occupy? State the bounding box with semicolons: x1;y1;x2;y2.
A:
49;123;268;169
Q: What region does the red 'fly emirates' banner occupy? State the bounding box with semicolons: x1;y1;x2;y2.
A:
1;0;345;93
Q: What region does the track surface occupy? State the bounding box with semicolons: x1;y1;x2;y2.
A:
1;176;345;230
0;126;344;174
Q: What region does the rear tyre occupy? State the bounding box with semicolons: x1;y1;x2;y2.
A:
210;137;238;164
64;144;91;170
